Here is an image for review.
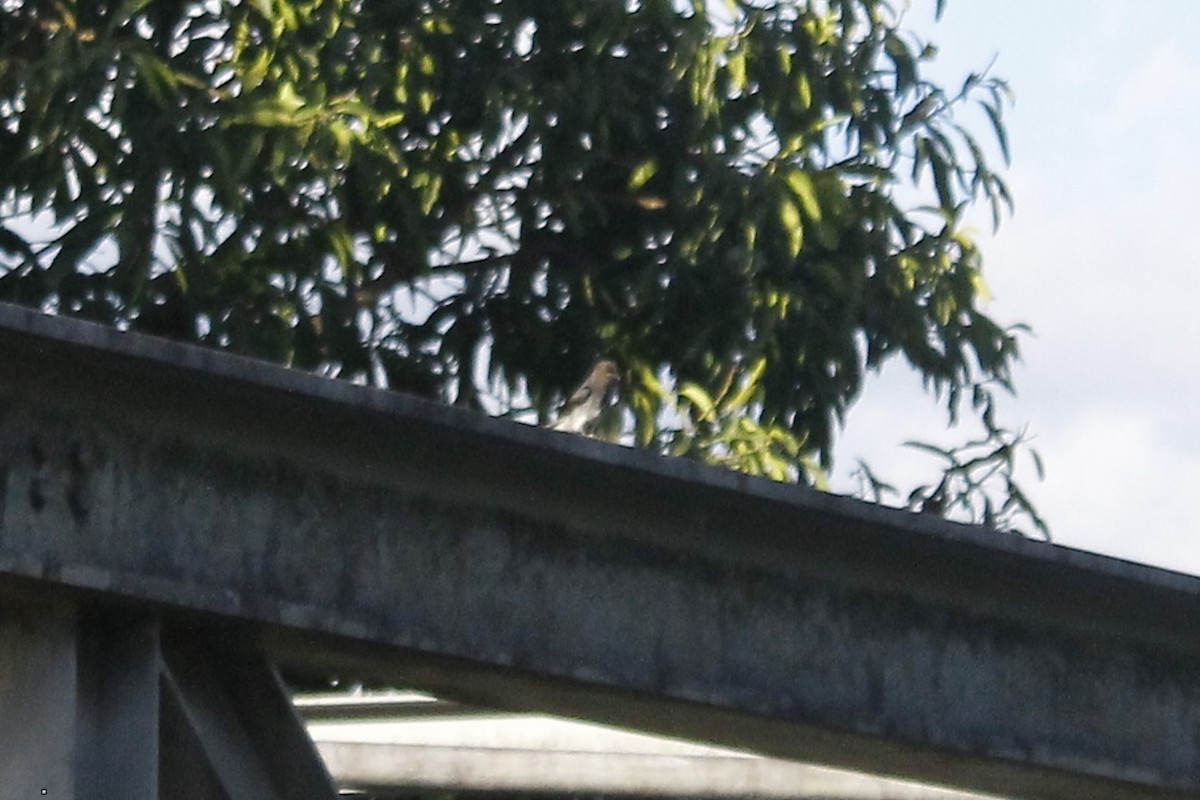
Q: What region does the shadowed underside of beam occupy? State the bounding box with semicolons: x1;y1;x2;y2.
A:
1;303;1199;800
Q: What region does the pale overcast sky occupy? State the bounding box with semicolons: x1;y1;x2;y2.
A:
833;1;1200;574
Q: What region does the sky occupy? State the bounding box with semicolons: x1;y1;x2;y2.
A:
832;1;1200;574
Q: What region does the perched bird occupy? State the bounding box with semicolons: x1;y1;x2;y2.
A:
548;359;621;435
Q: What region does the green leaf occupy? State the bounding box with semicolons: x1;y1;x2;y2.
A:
633;391;657;447
885;34;916;95
627;159;658;192
242;46;274;92
778;197;803;258
983;102;1011;164
667;432;695;457
1031;448;1045;480
679;382;716;421
775;44;792;76
785;169;822;220
417;172;443;215
127;49;180;107
727;47;748;93
903;440;955;463
229;84;308;127
796;72;812;110
721;356;767;411
926;144;955;210
633;364;668;399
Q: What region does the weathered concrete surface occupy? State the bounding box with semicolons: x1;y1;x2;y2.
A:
0;600;161;799
0;600;79;797
2;303;1200;799
0;588;338;800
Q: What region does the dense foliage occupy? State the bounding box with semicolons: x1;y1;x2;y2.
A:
0;0;1045;534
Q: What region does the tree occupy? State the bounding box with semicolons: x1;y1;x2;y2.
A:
0;0;1045;535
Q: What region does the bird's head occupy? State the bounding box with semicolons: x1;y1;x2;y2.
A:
591;359;621;386
589;359;622;398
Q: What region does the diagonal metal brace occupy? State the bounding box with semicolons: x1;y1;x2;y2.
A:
159;625;339;800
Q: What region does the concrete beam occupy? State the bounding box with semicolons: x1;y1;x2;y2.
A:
317;740;1004;800
0;599;164;799
299;696;1004;799
0;592;336;800
0;600;84;798
2;304;1200;798
75;608;162;800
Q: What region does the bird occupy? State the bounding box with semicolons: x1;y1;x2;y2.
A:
547;359;621;435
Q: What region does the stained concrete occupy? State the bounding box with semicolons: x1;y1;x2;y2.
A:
1;303;1199;799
